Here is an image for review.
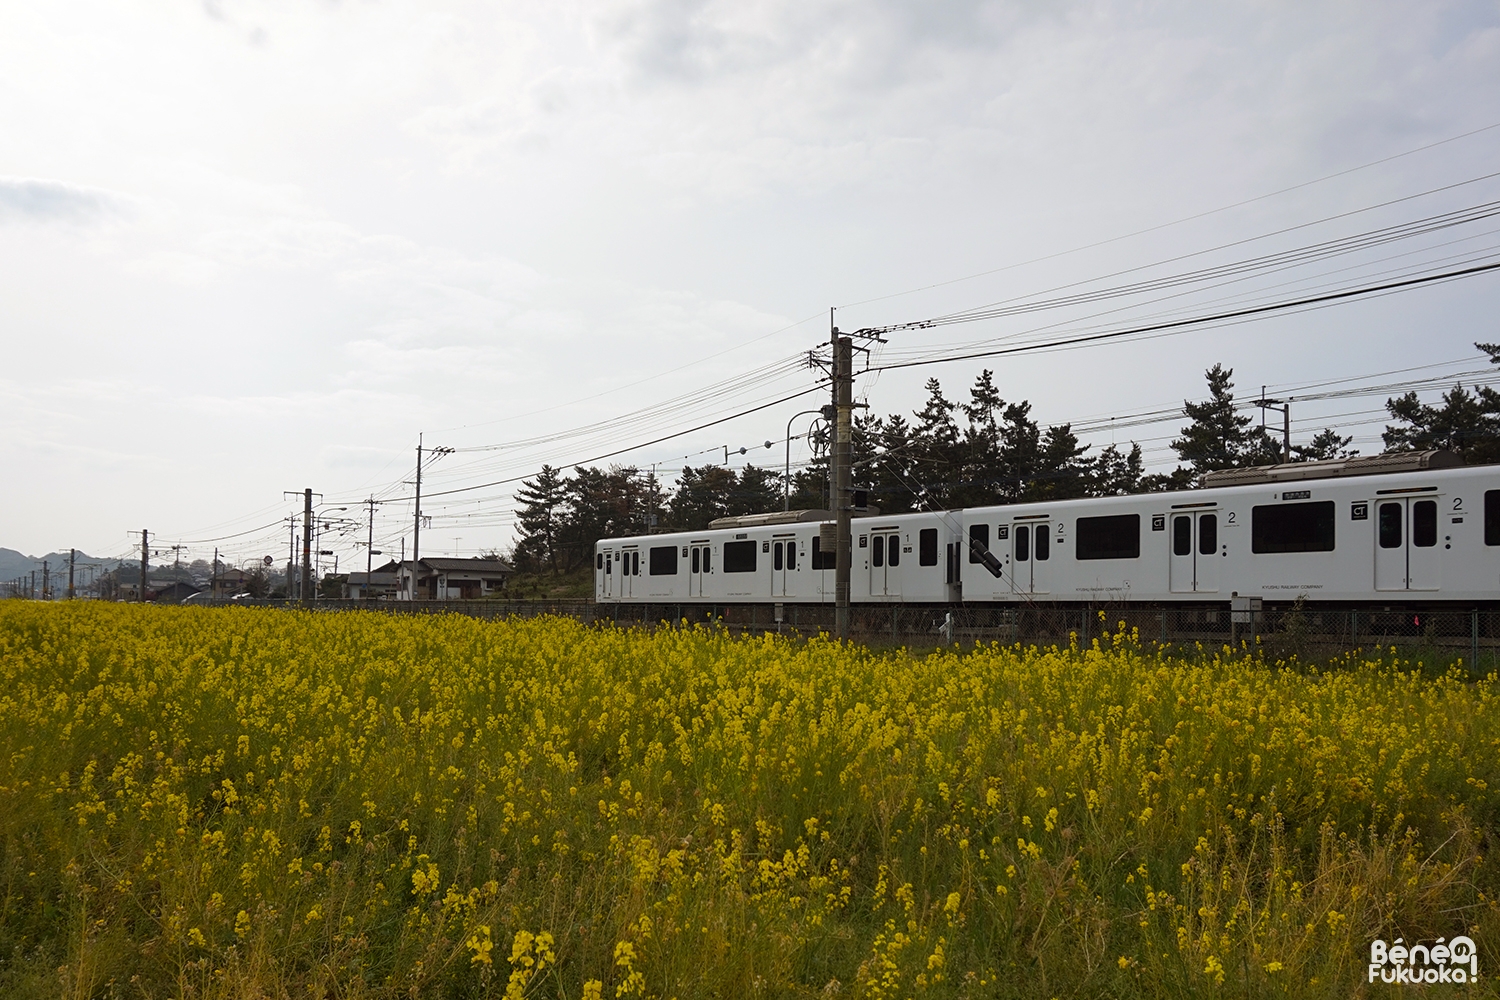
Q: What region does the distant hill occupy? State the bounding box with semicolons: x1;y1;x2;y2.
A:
0;548;116;586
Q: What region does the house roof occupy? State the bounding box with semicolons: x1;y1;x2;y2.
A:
409;557;513;574
348;572;397;584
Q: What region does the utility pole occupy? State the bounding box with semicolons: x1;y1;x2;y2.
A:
832;313;853;641
42;560;49;601
140;529;149;603
413;433;423;573
68;548;75;600
366;497;376;599
212;546;219;599
302;489;314;609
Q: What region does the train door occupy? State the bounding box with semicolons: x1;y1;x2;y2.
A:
1010;522;1050;594
1375;498;1440;591
771;537;795;598
620;547;638;599
688;543;708;597
870;529;901;599
601;548;615;598
1168;512;1219;593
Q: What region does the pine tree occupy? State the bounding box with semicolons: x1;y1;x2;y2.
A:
666;465;739;530
734;465;782;516
1030;424;1090;500
872;413;917;513
1086;443;1144;496
1293;429;1356;462
1384;384;1500;463
513;465;566;574
1170;364;1268;473
911;379;961;508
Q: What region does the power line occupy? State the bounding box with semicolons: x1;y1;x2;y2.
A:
910;197;1500;333
837;119;1500;310
374;384;828;505
869;259;1500;375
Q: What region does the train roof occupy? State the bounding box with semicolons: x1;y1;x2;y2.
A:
1199;449;1461;488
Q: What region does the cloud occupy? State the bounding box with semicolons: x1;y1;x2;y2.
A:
0;177;119;224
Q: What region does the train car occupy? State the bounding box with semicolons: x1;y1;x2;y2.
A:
961;451;1498;604
594;509;963;605
596;450;1500;607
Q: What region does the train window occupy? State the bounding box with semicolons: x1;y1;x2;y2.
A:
919;528;938;566
812;536;835;570
1252;501;1336;553
1378;503;1402;549
968;524;989;563
649;546;677;575
1172;516;1191;556
1076;514;1140;560
872;537;884;567
774;542;784;571
889;535;900;567
596;553;603;570
632;552;640;575
1199;514;1217;555
691;547;700;573
1034;527;1049;561
1487;491;1500;545
723;540;756;573
1015;525;1030;562
1413;500;1437;547
787;543;796;570
704;547;711;572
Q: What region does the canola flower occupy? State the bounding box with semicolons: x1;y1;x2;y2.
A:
0;601;1498;998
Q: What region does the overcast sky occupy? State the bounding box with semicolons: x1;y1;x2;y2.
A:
4;1;1500;567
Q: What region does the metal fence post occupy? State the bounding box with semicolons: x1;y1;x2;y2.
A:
1473;607;1480;674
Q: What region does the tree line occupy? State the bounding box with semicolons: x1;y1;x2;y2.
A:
511;347;1500;575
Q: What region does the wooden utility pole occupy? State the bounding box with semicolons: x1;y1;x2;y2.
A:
302;489;314;609
140;529;149;603
67;548;75;600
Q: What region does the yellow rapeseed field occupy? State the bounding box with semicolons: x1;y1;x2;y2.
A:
1;602;1498;998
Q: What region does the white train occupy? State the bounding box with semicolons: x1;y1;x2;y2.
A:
594;452;1500;605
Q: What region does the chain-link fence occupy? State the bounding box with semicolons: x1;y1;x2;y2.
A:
184;596;1500;669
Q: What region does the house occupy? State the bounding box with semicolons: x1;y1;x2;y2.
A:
154;580;202;603
395;557;512;600
345;560;399;599
211;568;251;598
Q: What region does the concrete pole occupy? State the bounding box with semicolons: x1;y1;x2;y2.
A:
302;489;314;609
834;334;853;640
